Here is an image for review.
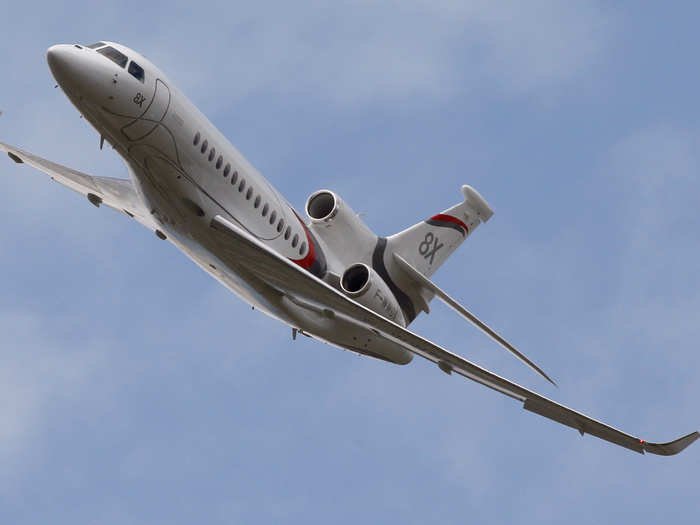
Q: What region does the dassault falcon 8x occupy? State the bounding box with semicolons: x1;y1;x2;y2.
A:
2;42;697;456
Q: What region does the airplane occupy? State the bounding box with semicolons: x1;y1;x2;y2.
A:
1;41;697;456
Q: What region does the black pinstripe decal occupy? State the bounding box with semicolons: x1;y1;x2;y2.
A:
372;237;416;324
425;218;466;237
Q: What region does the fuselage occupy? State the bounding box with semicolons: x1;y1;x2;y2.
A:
47;41;412;364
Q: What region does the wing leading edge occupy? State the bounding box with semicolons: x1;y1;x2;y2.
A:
209;214;699;456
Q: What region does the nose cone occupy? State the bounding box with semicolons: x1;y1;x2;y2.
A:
46;43;113;106
47;44;74;84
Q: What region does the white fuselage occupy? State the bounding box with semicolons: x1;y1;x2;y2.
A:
47;41;412;364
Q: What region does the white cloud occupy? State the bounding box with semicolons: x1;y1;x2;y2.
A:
143;0;611;108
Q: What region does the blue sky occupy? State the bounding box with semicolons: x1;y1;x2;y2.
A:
1;1;699;523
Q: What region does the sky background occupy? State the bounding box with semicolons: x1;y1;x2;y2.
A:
1;1;699;523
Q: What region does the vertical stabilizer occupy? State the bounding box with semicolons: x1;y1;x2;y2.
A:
386;185;493;279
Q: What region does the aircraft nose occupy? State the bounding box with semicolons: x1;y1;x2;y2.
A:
46;43;112;104
46;44;72;81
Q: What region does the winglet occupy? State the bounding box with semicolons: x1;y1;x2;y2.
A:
642;431;700;456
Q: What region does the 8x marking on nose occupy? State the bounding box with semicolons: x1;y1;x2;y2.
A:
133;92;146;107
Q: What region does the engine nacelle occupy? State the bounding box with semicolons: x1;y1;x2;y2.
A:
305;190;377;268
340;263;406;326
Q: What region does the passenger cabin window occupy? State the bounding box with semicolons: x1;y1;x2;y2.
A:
299;242;306;255
97;46;128;68
128;61;145;83
230;170;238;185
193;132;200;146
292;234;299;248
216;156;223;170
208;148;216;162
201;140;208;154
262;203;269;216
223;164;230;177
86;42;106;49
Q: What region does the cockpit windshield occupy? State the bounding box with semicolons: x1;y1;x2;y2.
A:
97;46;128;68
86;42;106;50
128;61;145;83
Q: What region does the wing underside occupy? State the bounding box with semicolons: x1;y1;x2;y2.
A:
1;141;153;228
209;214;698;456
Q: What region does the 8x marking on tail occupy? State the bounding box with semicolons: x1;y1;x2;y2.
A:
419;232;443;265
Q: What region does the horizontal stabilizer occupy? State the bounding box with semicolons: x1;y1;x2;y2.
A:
393;252;556;386
461;185;493;222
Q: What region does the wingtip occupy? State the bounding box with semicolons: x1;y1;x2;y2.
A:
642;431;700;456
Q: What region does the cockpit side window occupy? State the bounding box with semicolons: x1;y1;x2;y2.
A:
97;46;128;68
128;61;145;83
86;42;106;49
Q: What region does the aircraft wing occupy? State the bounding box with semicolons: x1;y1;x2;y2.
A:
1;141;153;228
210;214;699;456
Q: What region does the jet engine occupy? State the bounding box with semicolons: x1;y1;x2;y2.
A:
340;263;406;326
305;190;377;266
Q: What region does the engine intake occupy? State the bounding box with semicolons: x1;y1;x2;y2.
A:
341;263;370;294
306;191;337;221
340;263;406;326
305;190;378;270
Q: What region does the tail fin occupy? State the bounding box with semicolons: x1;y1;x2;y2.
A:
386;185;493;278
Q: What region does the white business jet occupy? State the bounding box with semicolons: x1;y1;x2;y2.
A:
2;42;697;455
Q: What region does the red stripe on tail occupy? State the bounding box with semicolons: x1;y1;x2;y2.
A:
430;214;468;234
